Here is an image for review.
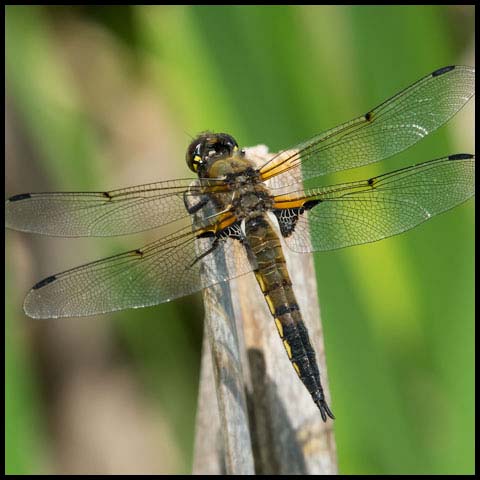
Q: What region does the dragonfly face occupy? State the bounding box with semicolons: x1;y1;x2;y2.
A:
186;132;240;175
6;65;475;421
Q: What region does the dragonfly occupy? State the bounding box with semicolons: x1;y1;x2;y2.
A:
6;65;475;422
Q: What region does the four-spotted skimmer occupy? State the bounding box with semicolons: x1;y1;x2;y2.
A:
6;65;475;421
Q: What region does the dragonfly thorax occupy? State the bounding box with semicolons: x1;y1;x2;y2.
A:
230;183;273;220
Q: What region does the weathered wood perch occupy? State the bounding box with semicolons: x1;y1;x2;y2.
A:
192;146;338;475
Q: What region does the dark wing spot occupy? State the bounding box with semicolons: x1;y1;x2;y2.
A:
221;222;244;242
33;275;57;290
273;208;300;237
449;153;473;160
9;193;31;202
274;200;321;238
303;199;321;210
432;65;455;77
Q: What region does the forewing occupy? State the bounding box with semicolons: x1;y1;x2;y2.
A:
260;66;475;188
6;178;229;237
278;154;475;253
24;223;255;318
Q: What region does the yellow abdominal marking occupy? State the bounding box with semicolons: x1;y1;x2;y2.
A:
283;339;292;358
254;273;277;315
292;362;301;376
274;317;284;337
254;271;267;292
264;295;276;315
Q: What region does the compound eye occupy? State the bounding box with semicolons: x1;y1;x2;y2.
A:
218;135;238;156
225;136;238;152
187;143;203;172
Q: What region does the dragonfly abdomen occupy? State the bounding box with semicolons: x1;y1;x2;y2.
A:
245;214;334;421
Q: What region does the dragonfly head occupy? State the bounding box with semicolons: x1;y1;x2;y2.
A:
186;132;239;176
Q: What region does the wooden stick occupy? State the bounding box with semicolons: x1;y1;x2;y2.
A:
192;145;337;474
192;189;255;475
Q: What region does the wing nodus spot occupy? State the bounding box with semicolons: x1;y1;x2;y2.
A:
303;199;321;210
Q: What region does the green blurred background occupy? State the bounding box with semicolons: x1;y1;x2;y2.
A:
5;5;474;475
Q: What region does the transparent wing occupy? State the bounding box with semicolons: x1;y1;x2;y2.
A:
279;154;475;253
24;222;255;319
260;66;475;188
5;178;230;237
